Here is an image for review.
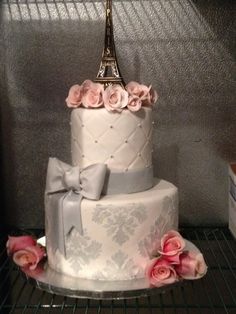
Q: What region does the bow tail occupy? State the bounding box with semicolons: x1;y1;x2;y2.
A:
60;191;84;257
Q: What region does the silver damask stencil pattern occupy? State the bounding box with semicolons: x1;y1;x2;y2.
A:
92;250;143;280
92;203;147;245
66;228;102;270
138;196;177;258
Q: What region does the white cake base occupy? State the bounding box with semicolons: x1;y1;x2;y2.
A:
45;179;178;281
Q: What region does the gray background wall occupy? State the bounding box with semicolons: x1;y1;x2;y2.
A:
0;0;235;229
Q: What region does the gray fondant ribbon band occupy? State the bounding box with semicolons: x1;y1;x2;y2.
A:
103;167;153;195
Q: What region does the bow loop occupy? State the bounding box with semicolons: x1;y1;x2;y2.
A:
46;157;107;196
80;164;108;200
45;158;73;193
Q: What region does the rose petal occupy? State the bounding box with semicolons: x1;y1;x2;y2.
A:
163;252;181;264
143;86;158;105
6;235;36;256
159;230;185;256
12;245;46;270
104;85;128;112
146;257;178;287
126;81;143;97
127;96;142;112
175;251;207;280
65;84;83;108
81;81;104;108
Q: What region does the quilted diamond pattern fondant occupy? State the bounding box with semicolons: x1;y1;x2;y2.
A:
71;107;153;171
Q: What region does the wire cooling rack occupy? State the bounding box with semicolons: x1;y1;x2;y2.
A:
0;227;236;313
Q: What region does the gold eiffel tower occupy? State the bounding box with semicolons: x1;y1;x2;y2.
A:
95;0;125;88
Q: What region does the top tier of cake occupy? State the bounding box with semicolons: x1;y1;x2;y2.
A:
71;107;153;172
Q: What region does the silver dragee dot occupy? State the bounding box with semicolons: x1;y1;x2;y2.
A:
125;168;129;172
125;139;128;143
81;124;85;127
110;125;113;129
138;153;141;157
138;123;142;128
152;121;155;125
110;155;114;159
95;140;98;143
82;155;85;158
69;121;72;125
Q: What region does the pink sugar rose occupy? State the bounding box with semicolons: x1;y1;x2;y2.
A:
144;86;158;105
127;95;142;112
103;84;128;112
146;257;178;287
175;251;207;280
66;84;83;108
159;230;185;260
13;245;46;270
23;262;45;276
6;235;37;256
81;80;104;108
162;252;182;265
126;81;151;100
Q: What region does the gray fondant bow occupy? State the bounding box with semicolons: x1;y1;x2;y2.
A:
45;157;107;256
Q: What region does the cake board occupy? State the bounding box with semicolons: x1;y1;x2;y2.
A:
20;238;198;300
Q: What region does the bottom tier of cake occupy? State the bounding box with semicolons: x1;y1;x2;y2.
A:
45;179;178;281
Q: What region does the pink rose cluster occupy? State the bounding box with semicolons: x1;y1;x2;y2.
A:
6;235;46;271
66;80;158;112
146;230;207;287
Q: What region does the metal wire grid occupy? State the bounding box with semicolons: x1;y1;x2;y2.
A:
0;227;236;313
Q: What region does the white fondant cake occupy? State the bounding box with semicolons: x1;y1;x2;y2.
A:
46;179;178;280
45;81;179;281
71;107;153;171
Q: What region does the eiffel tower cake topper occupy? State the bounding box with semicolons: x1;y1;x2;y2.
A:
65;0;158;110
95;0;125;88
